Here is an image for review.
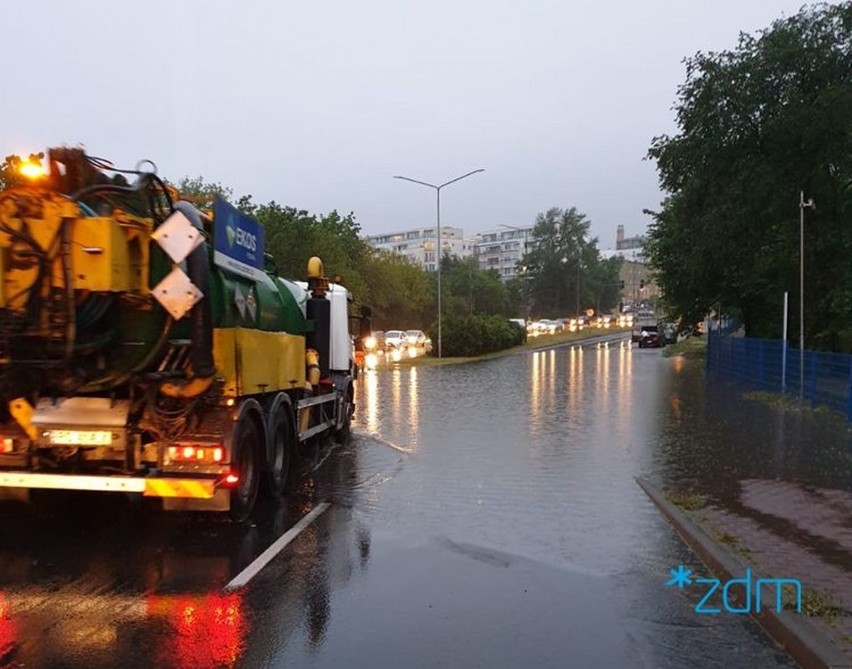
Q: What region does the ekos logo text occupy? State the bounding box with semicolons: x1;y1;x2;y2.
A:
665;565;802;614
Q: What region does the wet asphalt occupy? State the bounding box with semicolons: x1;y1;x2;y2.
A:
3;334;848;667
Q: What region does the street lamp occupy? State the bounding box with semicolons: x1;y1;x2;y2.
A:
799;191;815;400
560;256;581;317
393;169;485;358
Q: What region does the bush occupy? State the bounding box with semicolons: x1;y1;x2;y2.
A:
430;315;525;357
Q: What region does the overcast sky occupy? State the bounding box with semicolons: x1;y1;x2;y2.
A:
0;0;823;247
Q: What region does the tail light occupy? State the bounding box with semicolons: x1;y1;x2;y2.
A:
167;445;224;464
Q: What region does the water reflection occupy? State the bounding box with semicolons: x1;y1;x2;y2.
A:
408;367;419;448
343;338;846;660
0;550;250;669
349;337;664;575
390;367;402;436
0;437;374;668
595;342;611;417
364;369;379;435
655;356;852;496
146;592;246;668
0;592;17;663
530;351;542;428
547;349;556;402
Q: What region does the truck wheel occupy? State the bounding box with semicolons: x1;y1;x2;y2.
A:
230;418;261;522
333;384;354;443
264;406;294;497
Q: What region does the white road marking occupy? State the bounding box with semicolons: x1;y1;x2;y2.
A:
224;502;331;591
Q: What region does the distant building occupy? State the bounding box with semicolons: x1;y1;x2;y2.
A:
603;226;657;305
471;224;535;282
365;226;472;271
616;224;645;251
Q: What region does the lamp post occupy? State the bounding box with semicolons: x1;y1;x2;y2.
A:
799;191;815;400
393;169;485;358
560;256;581;317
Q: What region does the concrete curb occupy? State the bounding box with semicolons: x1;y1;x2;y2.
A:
394;331;631;368
635;477;850;669
528;331;630;352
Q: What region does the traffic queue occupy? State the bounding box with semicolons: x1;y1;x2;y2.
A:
361;329;433;368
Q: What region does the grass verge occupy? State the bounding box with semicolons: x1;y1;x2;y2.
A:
664;488;709;511
742;391;850;426
662;336;707;359
383;327;631;368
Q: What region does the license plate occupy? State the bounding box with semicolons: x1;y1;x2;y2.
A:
49;430;113;446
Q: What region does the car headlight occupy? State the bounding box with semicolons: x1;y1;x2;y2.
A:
365;336;377;350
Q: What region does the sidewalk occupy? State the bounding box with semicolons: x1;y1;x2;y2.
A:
641;477;852;667
691;480;851;656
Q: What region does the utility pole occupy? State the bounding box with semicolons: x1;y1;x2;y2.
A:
799;191;815;400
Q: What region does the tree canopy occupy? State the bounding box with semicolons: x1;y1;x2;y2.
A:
439;256;515;317
519;207;621;318
645;2;852;350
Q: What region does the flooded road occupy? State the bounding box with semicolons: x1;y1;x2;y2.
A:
3;335;848;667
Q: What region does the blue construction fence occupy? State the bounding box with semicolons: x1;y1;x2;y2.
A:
707;332;852;421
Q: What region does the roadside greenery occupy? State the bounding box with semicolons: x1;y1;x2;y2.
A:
645;3;852;352
514;207;622;319
661;337;707;359
175;177;436;329
437;315;526;357
175;177;624;350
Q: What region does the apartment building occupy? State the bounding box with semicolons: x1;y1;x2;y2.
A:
365;226;471;271
471;225;535;281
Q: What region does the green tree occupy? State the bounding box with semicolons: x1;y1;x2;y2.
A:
172;176;234;210
520;207;620;317
440;255;518;318
360;250;434;329
253;202;369;301
160;177;440;329
646;2;852;349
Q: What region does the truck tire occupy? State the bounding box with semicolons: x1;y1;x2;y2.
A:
264;405;295;498
230;418;261;522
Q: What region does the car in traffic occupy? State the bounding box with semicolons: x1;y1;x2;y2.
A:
632;317;657;342
364;330;386;352
384;330;406;349
405;329;427;347
533;319;564;335
637;324;663;348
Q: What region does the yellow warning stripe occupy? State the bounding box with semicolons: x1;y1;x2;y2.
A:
0;472;216;498
143;479;215;499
